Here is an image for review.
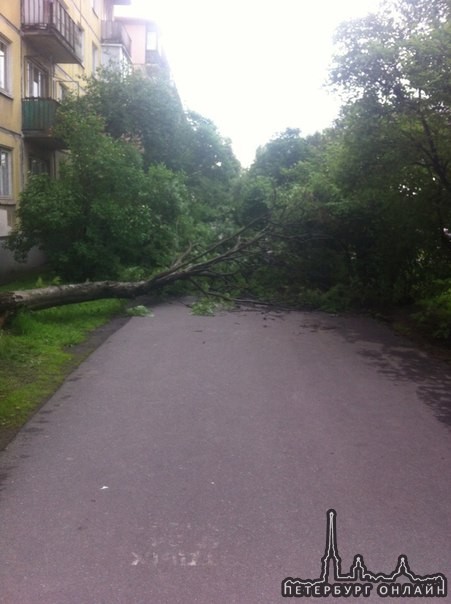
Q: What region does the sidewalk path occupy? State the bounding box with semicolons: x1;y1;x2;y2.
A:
0;301;450;603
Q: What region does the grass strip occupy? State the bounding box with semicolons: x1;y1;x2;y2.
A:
0;282;125;429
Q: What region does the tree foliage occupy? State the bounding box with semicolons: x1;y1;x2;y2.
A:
8;68;244;282
80;68;186;170
250;128;315;186
182;111;241;208
7;0;451;330
233;0;451;309
327;0;451;300
9;88;193;280
331;0;451;228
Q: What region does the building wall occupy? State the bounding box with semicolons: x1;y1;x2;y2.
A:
0;2;22;237
115;16;170;77
120;20;146;66
0;241;46;283
0;0;132;278
0;1;157;279
101;44;130;71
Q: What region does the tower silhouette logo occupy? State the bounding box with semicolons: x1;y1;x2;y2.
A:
282;510;447;598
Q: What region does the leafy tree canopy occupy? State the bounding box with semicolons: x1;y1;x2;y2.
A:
8;96;192;280
8;0;451;324
80;68;186;170
329;0;451;254
250;128;321;186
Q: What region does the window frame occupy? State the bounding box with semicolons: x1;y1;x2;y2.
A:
0;36;11;95
0;148;12;198
29;156;50;176
146;30;158;52
58;82;69;101
26;59;49;98
92;43;99;72
91;0;100;16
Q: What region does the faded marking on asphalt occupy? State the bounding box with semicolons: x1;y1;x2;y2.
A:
130;550;216;568
130;523;219;568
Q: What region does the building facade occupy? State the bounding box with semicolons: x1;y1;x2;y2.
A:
114;15;169;78
0;0;133;277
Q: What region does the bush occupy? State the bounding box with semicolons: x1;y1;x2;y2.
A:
413;280;451;340
7;105;192;281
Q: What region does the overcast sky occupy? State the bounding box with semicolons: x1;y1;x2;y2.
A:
116;0;382;166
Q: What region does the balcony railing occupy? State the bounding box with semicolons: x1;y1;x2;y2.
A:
101;20;132;58
22;98;65;148
21;0;82;64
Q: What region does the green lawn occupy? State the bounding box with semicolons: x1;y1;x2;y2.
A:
0;277;125;428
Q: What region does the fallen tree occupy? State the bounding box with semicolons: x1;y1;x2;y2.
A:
0;220;270;326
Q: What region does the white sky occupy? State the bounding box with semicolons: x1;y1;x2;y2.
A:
116;0;382;166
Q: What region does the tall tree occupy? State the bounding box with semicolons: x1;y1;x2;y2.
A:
8;101;191;281
81;68;186;170
331;0;451;247
250;128;314;186
181;111;241;227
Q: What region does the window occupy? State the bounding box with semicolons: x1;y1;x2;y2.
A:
58;82;69;101
0;37;10;93
76;28;84;63
7;206;15;229
92;44;99;72
0;149;12;197
27;61;49;98
146;31;158;51
29;157;50;176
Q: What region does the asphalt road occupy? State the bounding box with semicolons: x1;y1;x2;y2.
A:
0;301;450;603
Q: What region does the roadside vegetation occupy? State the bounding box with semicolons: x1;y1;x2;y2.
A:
232;0;451;336
1;0;450;435
0;277;125;430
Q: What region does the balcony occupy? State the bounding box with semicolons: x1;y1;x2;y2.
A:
22;98;65;149
21;0;82;64
101;20;132;58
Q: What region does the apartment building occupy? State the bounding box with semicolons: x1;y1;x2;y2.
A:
115;15;169;79
0;0;132;276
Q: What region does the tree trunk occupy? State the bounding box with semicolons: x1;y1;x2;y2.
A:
0;280;153;314
0;220;269;325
